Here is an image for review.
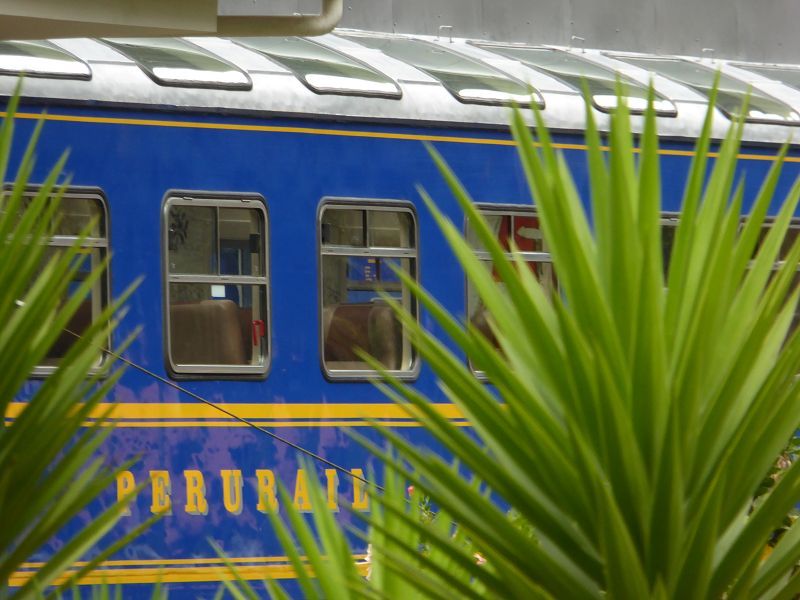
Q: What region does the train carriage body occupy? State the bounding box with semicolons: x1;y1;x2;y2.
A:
5;30;800;598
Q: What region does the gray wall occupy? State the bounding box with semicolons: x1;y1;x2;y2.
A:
220;0;800;63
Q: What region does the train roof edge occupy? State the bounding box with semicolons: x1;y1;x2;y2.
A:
0;30;798;144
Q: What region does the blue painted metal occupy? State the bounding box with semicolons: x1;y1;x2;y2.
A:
9;99;800;598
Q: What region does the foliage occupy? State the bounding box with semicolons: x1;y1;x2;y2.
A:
45;580;166;600
754;432;800;550
0;90;151;599
218;458;484;600
225;87;800;599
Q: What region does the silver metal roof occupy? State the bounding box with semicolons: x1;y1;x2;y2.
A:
1;29;799;145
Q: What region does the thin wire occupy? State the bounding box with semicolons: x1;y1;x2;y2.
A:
66;328;381;491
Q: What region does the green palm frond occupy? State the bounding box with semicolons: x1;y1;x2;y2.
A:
238;88;800;598
0;89;152;599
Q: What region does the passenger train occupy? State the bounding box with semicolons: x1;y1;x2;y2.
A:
6;28;800;598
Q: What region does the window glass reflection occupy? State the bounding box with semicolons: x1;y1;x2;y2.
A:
474;44;676;115
237;37;400;97
340;34;541;106
0;40;90;79
104;38;251;89
617;56;799;124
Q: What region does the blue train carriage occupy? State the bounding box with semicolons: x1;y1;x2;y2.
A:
4;30;800;597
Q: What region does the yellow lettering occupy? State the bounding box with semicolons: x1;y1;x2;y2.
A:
150;470;171;515
221;470;243;515
293;469;311;512
184;470;208;515
256;469;278;513
325;469;339;511
352;468;369;511
116;471;135;516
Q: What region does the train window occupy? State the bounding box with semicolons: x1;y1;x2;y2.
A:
735;64;800;94
319;202;418;379
613;56;800;125
0;40;91;80
466;208;555;363
13;190;110;376
164;195;269;377
234;37;401;98
102;38;251;90
472;43;676;116
338;33;541;107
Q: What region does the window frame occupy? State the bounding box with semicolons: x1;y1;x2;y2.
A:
19;186;111;377
162;191;270;379
317;197;420;382
465;203;554;377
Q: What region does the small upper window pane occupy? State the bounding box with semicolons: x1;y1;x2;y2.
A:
614;56;800;125
468;212;548;255
473;44;676;116
369;210;413;248
54;196;104;238
236;37;400;98
103;38;251;90
219;207;264;277
321;209;365;247
168;205;216;274
754;222;800;262
0;40;90;80
339;34;541;107
736;65;800;94
467;213;508;252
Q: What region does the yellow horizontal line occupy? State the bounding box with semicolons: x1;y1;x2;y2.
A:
11;561;369;586
6;110;516;146
5;402;464;421
83;419;470;428
20;554;366;569
2;110;795;162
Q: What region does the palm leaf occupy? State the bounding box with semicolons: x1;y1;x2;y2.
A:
0;93;150;598
259;85;800;598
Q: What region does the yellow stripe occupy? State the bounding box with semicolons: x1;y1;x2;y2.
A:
20;554;366;569
5;402;464;420
4;110;517;146
2;110;796;162
10;562;370;585
84;420;470;428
